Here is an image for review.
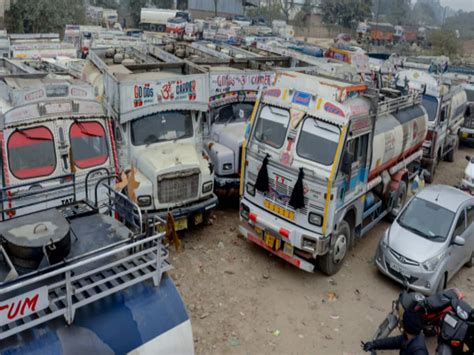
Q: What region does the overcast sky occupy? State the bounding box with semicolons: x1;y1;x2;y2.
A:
440;0;474;12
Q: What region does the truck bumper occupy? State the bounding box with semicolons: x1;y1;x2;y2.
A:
239;199;331;272
146;194;218;229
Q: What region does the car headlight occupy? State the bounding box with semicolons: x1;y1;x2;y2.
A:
137;195;152;207
422;251;446;272
202;181;213;193
380;229;389;250
308;212;323;227
223;163;233;171
246;182;255;196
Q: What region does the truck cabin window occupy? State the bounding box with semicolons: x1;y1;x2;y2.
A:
215;103;254;124
254;105;289;149
296;118;340;166
70;121;108;169
422;95;438;122
131;110;194;146
8;126;56;179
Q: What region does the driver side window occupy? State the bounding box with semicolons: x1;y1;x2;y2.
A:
453;210;466;238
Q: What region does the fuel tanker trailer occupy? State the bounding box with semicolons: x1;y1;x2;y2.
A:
239;71;428;275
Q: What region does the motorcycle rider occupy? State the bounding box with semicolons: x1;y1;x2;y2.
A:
362;310;428;354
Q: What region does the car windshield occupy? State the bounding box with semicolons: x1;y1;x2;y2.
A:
296;118;340;166
131;111;193;146
254;105;289;149
397;197;455;242
215;103;254;124
422;95;439;122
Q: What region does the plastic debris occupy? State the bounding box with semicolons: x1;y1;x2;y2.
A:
273;329;281;337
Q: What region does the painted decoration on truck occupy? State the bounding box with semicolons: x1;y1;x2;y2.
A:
0;286;49;326
210;72;275;96
121;75;208;113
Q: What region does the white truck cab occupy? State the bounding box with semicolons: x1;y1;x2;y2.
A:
87;46;217;231
0;74;116;215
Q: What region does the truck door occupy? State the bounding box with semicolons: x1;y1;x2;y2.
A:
339;134;369;203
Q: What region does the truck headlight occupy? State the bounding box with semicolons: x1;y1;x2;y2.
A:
202;181;213;194
246;182;255;196
422;251;446;272
308;213;323;226
137;195;152;207
223;163;233;171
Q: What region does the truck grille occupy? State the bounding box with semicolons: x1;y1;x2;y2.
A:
465;116;474;129
157;169;200;204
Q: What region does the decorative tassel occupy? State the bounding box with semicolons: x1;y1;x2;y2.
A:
255;154;270;193
289;168;305;210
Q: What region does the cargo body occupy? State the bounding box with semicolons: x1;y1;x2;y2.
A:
240;72;428;275
460;83;474;144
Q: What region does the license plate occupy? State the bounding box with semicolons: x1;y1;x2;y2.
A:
194;213;203;225
254;226;264;238
263;200;295;221
462;132;470;139
283;242;294;256
265;234;276;249
157;218;188;233
390;262;410;278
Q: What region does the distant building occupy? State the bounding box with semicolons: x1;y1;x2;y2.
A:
188;0;258;18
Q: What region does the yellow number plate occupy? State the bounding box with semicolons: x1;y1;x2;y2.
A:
265;234;276;249
194;213;203;225
283;242;294;256
263;200;295;221
157;218;188;233
462;132;469;138
254;226;264;238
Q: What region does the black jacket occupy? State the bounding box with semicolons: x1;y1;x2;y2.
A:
371;334;429;355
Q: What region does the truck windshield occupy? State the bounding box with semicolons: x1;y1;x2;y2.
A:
131;110;193;146
422;95;439;122
296;118;340;166
70;121;108;169
215;103;254;124
254;105;289;149
397;197;454;242
8;126;56;179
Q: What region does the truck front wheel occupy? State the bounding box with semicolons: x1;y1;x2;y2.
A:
318;221;351;276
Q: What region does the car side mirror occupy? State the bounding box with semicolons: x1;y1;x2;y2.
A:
453;235;466;246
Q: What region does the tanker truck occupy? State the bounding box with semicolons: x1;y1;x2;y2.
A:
239;71;428;275
396;70;467;182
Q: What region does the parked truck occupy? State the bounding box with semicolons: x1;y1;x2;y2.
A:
140;8;190;32
239;71;428;275
396;70;467;182
0;169;193;353
459;82;474;145
0;73;117;214
86;46;217;231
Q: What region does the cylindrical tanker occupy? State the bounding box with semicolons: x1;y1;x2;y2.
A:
369;103;428;179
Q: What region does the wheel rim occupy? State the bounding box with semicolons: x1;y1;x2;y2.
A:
333;233;347;264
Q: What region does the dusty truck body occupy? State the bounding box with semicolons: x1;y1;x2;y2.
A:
396;70;467;182
87;46;217;231
459;82;474;145
0;173;193;353
0;73;117;215
240;71;428;275
140;8;183;32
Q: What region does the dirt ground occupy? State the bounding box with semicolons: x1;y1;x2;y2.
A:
169;145;474;355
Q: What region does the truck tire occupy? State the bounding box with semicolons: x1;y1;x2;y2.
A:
445;139;458;163
318;221;351;276
388;180;407;221
426;153;438;184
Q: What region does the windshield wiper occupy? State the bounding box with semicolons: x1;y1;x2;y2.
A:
15;128;51;141
75;121;103;138
398;220;431;239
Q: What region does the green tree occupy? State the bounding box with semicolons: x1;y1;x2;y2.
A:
429;30;462;58
6;0;85;34
321;0;373;29
444;11;474;39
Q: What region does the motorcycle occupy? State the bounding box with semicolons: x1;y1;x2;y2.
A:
373;288;464;340
436;298;474;354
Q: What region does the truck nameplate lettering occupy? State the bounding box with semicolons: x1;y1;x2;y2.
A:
0;286;49;326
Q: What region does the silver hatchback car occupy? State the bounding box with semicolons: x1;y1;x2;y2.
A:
375;185;474;295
